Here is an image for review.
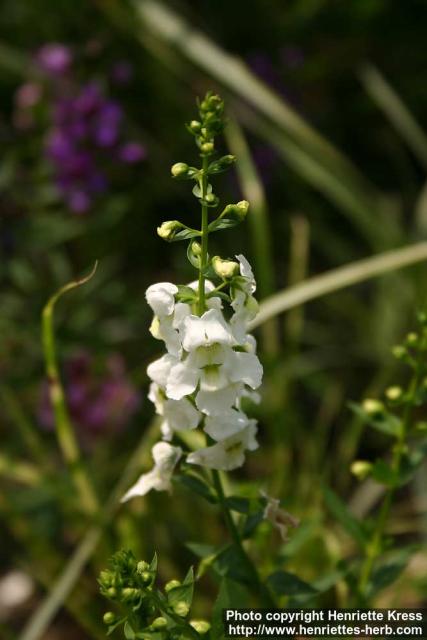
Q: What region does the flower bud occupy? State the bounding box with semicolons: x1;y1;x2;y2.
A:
191;241;202;257
392;345;407;359
122;587;139;602
362;398;384;416
350;460;372;480
151;616;168;630
205;193;216;204
406;332;418;346
212;256;239;279
385;386;402;401
222;200;249;222
174;601;190;617
103;612;116;625
171;162;189;178
208;155;236;174
165;579;181;592
157;220;182;241
189;120;201;133
201;142;214;154
137;561;150;573
140;571;152;585
106;587;117;599
190;620;211;634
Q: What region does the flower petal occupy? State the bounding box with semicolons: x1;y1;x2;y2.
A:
181;309;234;352
195;383;242;415
166;360;199;400
204;409;248;441
146;282;178;316
147;354;177;386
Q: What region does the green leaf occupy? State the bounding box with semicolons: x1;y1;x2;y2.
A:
174;473;217;504
349;402;402;438
370;459;396;487
368;546;417;597
267;570;317;597
124;621;136;639
176;285;198;303
170;228;201;242
208;215;242;232
212;544;253;585
397;438;427;486
149;552;158;574
242;509;264;539
323;487;367;547
187;241;201;269
224;496;250;513
211;578;250;639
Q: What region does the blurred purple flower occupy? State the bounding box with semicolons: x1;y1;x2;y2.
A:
44;81;146;213
36;43;73;75
14;82;42;109
39;351;140;441
119;142;147;163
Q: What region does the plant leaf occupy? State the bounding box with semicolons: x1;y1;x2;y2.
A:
323;487;367;547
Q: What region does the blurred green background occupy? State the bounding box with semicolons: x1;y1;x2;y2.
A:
1;1;427;637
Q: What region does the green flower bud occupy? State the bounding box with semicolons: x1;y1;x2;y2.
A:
171;162;189;178
205;193;216;204
350;460;372;479
122;587;139;602
208;155;236;174
201;142;214;154
103;612;116;625
385;386;403;401
406;332;418;346
212;256;239;279
174;601;190;617
157;220;182;241
189;120;201;133
106;587;117;599
151;616;168;630
362;398;384;416
190;620;211;634
392;345;407;359
137;561;150;574
191;241;202;256
140;571;152;585
165;579;181;592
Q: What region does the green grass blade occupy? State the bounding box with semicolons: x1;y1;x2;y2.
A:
251;242;427;328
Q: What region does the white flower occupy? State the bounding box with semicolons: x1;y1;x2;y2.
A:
146;282;178;316
204;409;249;440
188;279;222;310
195;383;243;415
236;254;256;293
181;308;235;352
121;442;182;502
148;383;201;440
149;302;191;357
224;351;263;389
147;354;177;387
186;422;258;470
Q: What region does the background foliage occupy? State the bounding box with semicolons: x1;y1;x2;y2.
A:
1;1;427;638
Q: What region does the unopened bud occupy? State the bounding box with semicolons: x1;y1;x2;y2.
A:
385;386;402;401
208;154;236;174
189;120;201;133
157;220;182;241
190;242;202;256
222;200;249;222
171;162;189;178
151;616;168;630
392;345;407;359
137;561;150;573
165;579;181;592
362;399;384;416
122;587;139;602
190;620;211;634
103;612;116;625
201;142;214;154
106;587;117;599
212;256;239;279
205;193;216;204
350;460;372;479
174;601;190;617
406;332;418;346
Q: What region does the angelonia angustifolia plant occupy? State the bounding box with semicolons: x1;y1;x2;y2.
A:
344;313;427;604
122;92;263;499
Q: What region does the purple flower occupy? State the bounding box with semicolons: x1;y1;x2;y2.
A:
38;351;140;442
36;43;73;75
119;142;146;163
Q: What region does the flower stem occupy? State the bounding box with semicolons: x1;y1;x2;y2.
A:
211;468;275;607
198;156;209;315
356;365;421;601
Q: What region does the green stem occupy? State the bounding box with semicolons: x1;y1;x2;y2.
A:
211;468;275;607
357;368;421;601
198;156;209;315
41;268;99;516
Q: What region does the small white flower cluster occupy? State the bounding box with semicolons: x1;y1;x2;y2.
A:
122;255;262;502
